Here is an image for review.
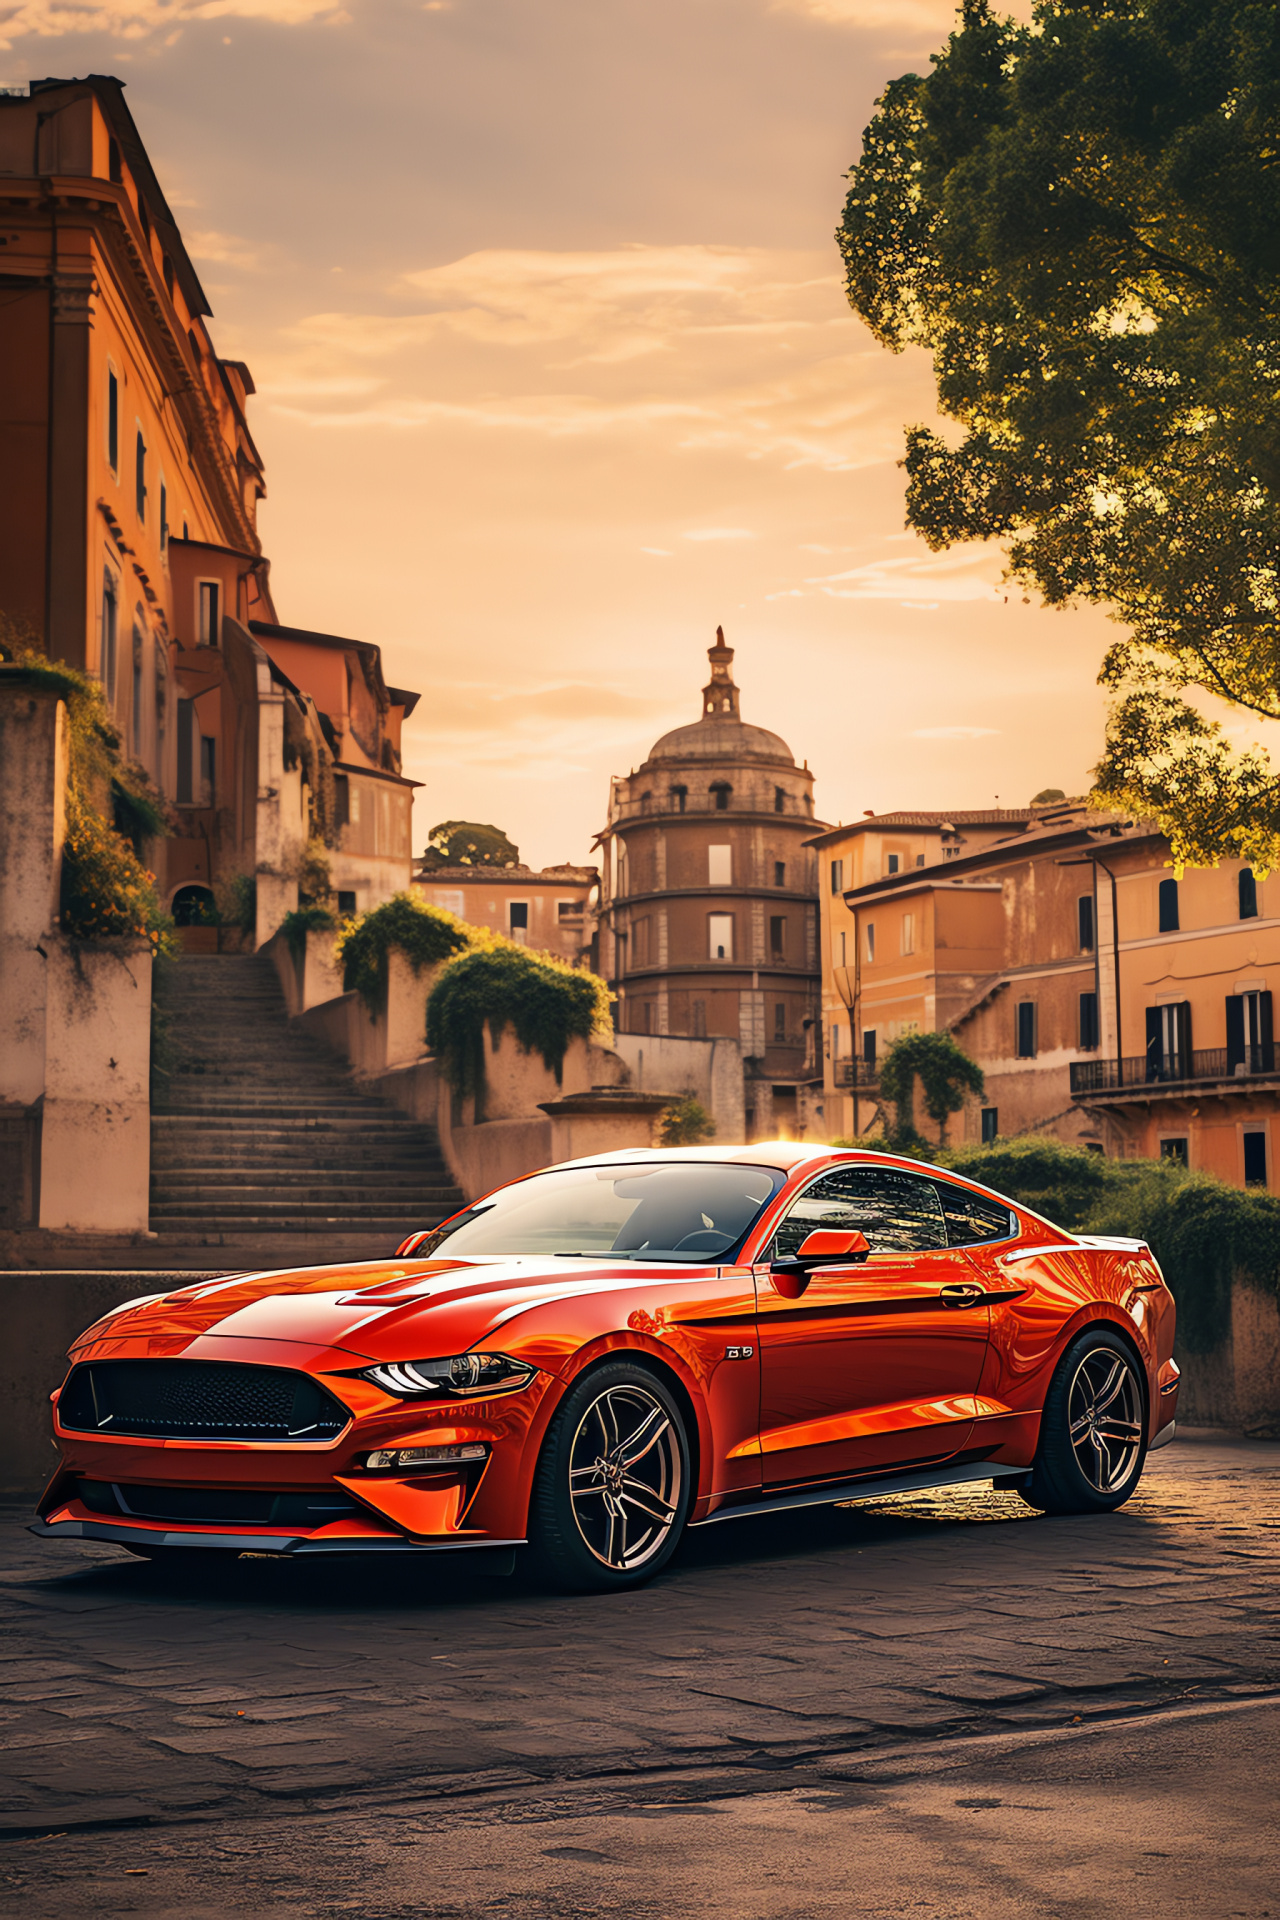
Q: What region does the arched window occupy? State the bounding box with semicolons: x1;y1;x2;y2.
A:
172;884;215;927
774;787;786;813
709;781;732;812
1158;877;1179;933
639;791;652;815
668;785;687;814
1239;868;1258;920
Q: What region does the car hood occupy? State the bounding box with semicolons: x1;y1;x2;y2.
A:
70;1255;711;1367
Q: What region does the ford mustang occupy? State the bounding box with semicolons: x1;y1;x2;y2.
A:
33;1146;1179;1590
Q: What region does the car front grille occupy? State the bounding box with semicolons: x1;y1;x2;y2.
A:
75;1479;362;1528
58;1361;350;1443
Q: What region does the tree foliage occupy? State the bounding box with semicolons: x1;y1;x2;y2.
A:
879;1029;985;1148
839;0;1280;872
658;1095;717;1147
420;820;521;869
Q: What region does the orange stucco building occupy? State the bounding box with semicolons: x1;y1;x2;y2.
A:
813;803;1278;1190
413;863;597;964
0;76;418;937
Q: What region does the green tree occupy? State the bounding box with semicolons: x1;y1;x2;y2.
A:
658;1095;717;1147
421;821;521;869
879;1030;985;1150
839;0;1280;873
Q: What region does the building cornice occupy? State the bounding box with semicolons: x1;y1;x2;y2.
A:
602;886;819;911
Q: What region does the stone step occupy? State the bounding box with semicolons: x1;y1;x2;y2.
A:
150;1183;460;1205
149;1211;451;1232
151;953;457;1238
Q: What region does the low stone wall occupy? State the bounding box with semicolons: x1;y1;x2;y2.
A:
611;1032;746;1139
1175;1275;1280;1438
1;1270;226;1496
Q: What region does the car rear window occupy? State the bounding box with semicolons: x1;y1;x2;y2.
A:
932;1179;1016;1246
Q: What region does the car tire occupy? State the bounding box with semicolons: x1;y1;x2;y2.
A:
1020;1328;1148;1515
528;1361;693;1593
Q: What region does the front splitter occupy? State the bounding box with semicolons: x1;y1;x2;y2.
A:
29;1517;526;1557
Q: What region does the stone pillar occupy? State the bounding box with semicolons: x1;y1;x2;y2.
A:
0;677;67;1109
38;937;152;1232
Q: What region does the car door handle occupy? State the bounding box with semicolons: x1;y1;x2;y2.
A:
939;1283;986;1310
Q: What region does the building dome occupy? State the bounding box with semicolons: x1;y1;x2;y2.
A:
641;630;798;769
647;717;795;766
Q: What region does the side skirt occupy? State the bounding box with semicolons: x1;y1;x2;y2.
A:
689;1458;1004;1528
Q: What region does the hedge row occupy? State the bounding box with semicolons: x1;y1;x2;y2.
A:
935;1135;1280;1354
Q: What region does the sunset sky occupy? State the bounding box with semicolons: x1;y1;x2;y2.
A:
3;0;1125;869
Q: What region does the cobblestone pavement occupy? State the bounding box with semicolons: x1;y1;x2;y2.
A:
1;1432;1277;1916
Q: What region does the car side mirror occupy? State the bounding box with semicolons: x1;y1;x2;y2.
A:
769;1229;870;1298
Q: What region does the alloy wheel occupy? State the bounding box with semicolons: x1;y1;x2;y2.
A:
568;1382;683;1571
1067;1346;1144;1493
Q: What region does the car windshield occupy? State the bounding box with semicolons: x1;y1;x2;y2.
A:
411;1162;786;1262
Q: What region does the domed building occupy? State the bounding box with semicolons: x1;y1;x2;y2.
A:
595;630;827;1137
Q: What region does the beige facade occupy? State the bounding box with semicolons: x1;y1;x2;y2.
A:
413;864;597;964
596;631;825;1139
1069;836;1277;1189
812;803;1279;1189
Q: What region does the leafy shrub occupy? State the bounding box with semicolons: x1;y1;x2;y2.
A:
215;871;257;937
59;786;175;954
659;1095;716;1147
937;1135;1112;1230
2;639;176;953
338;892;470;1013
294;834;332;904
426;944;612;1095
280;902;338;963
936;1133;1280;1355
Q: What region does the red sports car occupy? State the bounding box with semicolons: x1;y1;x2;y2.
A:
33;1146;1179;1591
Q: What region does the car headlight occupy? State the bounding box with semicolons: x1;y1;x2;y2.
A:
361;1353;537;1398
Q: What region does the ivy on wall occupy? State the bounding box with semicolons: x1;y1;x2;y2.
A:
426;944;612;1097
280;902;338;963
1;637;175;955
336;892;470;1013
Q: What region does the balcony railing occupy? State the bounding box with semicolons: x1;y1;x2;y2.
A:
834;1059;881;1088
1070;1044;1279;1096
611;796;815;822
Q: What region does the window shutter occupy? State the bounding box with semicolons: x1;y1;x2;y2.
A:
1175;1001;1192;1069
1145;1006;1162;1077
1226;995;1245;1072
1260;991;1274;1062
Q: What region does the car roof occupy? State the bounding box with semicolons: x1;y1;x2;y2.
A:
555;1144;920;1175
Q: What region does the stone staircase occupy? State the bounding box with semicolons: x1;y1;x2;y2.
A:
150;953;465;1254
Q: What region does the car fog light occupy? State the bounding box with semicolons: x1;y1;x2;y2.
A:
363;1444;489;1471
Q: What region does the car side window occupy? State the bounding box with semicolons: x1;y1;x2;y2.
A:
933;1179;1016;1247
769;1166;947;1258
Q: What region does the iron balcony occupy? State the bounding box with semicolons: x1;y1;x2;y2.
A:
1070;1044;1280;1098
